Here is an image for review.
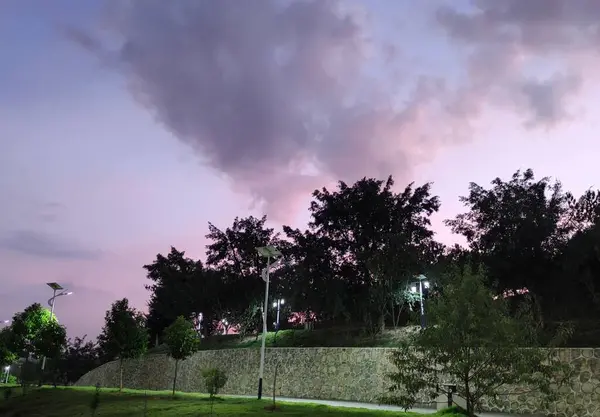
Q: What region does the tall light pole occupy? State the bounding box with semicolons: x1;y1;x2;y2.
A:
272;298;285;331
255;245;281;400
41;283;72;371
410;274;429;329
4;366;9;384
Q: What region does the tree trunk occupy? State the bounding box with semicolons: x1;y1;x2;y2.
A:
378;312;385;334
119;359;124;393
172;360;179;397
464;377;474;417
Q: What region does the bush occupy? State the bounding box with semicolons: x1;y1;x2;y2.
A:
201;368;227;398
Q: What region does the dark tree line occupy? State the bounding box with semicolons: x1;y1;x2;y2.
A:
145;169;600;343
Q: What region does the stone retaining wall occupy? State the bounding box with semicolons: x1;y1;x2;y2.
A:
75;347;600;417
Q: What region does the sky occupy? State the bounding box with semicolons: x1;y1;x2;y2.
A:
1;0;600;339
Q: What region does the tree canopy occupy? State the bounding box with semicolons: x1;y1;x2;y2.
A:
141;169;599;342
98;298;148;391
385;266;571;416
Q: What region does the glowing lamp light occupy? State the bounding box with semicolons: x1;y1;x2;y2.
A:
410;286;417;293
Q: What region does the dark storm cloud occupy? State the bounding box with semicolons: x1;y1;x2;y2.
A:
436;0;600;128
67;0;600;218
0;230;101;260
68;0;463;219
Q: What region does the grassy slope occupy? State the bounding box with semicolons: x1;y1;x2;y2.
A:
0;386;467;417
147;321;600;354
148;327;417;354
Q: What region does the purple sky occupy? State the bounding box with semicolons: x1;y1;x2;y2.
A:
1;0;599;338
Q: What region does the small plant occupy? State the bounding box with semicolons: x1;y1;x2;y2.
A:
201;368;227;398
90;383;101;416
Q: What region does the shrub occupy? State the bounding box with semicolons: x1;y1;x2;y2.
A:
201;368;227;398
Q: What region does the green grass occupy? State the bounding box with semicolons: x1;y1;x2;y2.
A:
145;320;600;354
148;327;416;354
0;386;466;417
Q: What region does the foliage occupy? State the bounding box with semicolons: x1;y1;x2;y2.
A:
384;266;572;416
0;328;17;369
445;169;597;321
201;368;227;398
9;303;54;359
144;247;206;343
57;336;100;385
164;316;200;395
164;316;200;361
143;170;600;343
35;320;67;361
97;298;148;391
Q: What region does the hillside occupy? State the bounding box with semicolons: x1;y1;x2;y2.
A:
148;326;419;354
147;320;600;355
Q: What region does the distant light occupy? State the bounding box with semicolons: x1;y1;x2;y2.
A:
424;282;430;289
272;302;277;308
411;286;417;293
65;292;73;296
4;366;9;371
280;299;285;305
2;320;9;324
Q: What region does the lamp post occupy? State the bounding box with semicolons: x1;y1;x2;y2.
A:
255;245;281;400
41;283;72;371
410;274;429;329
272;298;284;331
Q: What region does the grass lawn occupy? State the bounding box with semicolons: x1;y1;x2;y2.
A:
148;327;417;354
145;322;600;354
0;386;467;417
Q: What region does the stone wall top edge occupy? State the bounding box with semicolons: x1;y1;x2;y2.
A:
198;347;399;352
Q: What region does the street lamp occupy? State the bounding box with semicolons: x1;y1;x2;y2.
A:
41;283;72;371
410;274;429;329
255;245;281;400
221;319;228;335
4;365;9;384
272;299;285;331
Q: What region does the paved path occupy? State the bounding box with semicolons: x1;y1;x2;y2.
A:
231;395;544;417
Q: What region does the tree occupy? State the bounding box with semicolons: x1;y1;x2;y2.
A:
57;336;100;385
97;299;148;392
35;320;67;384
144;247;205;344
204;215;282;328
306;176;441;330
385;266;570;416
10;303;54;360
0;328;17;370
164;316;200;396
445;169;577;321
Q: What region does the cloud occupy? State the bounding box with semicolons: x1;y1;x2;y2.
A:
436;0;600;127
66;0;600;220
66;0;465;220
0;229;101;260
38;201;66;224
